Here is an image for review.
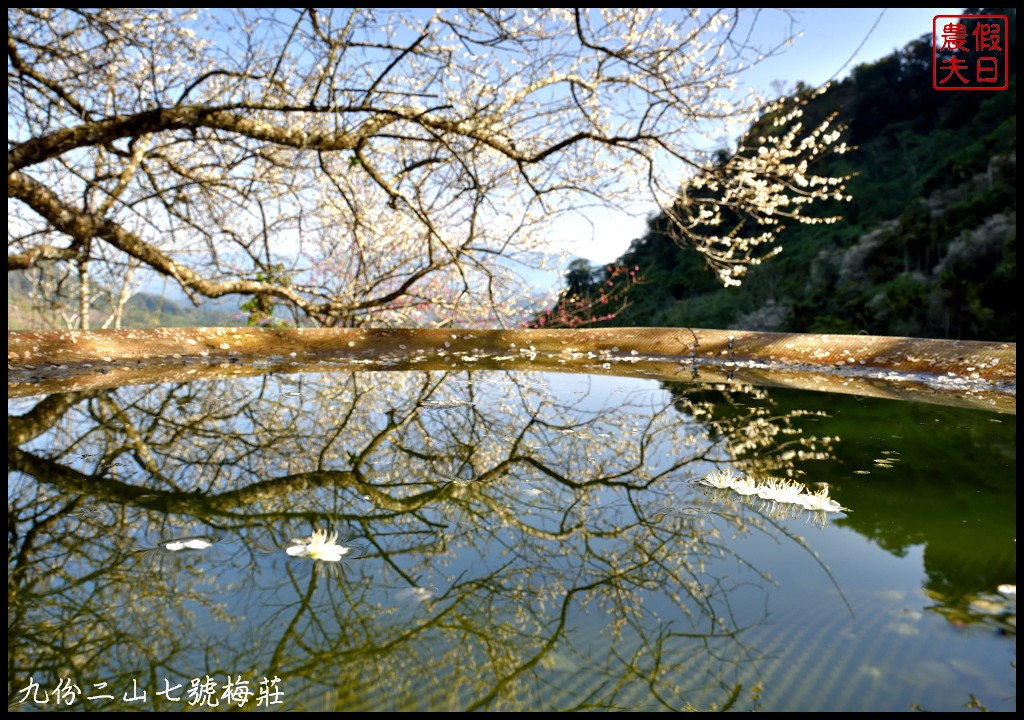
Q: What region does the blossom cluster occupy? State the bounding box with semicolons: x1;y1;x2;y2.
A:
697;469;848;513
285;528;350;562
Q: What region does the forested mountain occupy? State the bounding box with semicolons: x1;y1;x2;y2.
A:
538;9;1016;341
7;272;243;330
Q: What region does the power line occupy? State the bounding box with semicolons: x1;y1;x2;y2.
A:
824;9;887;85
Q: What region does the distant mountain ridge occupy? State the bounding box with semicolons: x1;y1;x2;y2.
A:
8;272;244;330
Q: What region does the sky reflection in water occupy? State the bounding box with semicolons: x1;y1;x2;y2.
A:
7;368;1016;712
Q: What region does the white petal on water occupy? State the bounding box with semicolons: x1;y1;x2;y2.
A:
397;586;436;603
163;537;213;552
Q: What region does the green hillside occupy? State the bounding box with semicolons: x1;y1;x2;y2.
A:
537;9;1016;341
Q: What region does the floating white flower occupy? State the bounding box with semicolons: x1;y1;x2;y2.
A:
164;536;213;552
796;485;848;513
730;475;760;496
286;529;350;562
699;469;740;489
697;471;848;515
136;535;216;567
756;477;806;504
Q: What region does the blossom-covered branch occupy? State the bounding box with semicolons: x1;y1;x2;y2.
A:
8;8;849;328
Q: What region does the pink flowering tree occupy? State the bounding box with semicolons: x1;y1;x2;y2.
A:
529;261;645;329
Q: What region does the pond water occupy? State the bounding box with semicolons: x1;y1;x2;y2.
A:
8;366;1016;712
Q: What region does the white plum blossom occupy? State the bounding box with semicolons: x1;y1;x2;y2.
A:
698;471;849;515
9;8;851;328
286;529;350;562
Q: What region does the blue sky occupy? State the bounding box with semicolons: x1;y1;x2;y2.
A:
743;8;963;95
561;7;965;267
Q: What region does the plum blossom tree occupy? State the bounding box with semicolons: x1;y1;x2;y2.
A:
8;8;849;328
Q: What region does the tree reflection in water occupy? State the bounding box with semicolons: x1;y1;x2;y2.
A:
7;369;1014;712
